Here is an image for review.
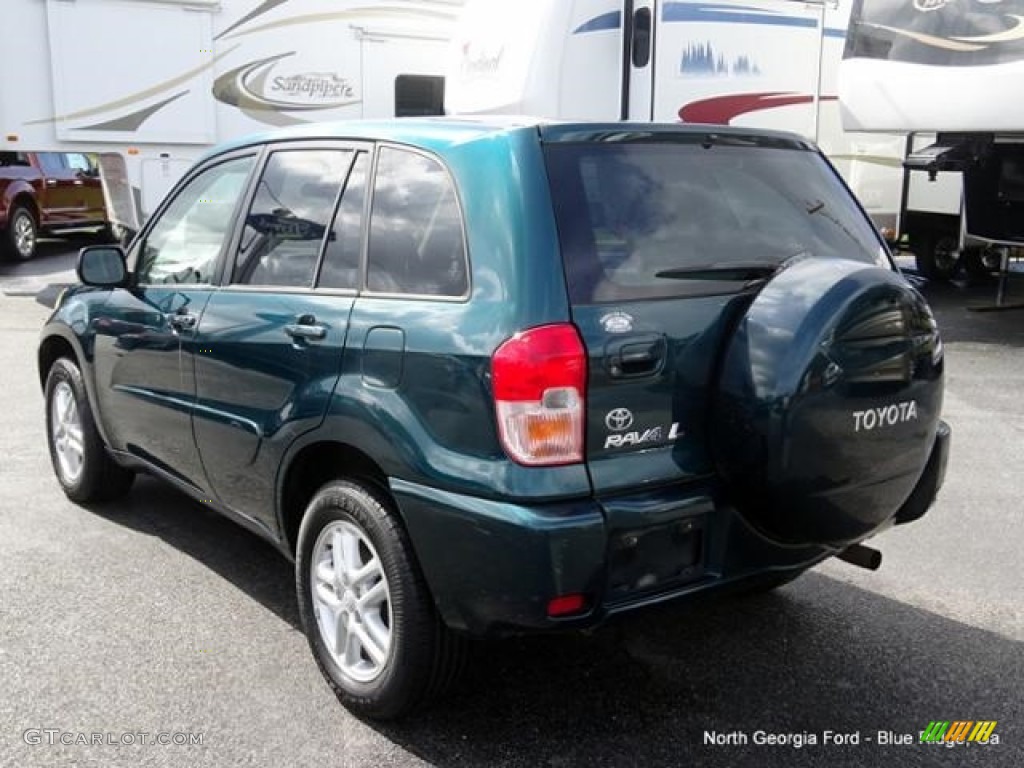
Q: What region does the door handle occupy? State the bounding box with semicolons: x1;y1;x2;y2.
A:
284;317;327;341
45;178;58;187
73;179;84;186
606;335;667;378
167;311;197;331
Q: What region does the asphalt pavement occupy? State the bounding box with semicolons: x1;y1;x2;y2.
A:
0;243;1021;767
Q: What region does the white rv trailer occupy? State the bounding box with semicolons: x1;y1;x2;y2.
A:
840;0;1024;283
1;0;463;235
444;0;923;248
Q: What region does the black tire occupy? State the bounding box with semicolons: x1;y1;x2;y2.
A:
44;357;135;503
296;479;466;720
912;231;960;281
91;223;116;243
963;247;1000;281
4;205;38;261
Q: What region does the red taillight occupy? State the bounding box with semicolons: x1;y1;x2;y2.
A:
492;323;586;466
547;593;588;618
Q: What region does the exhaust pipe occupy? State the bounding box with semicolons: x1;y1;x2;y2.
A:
837;543;882;571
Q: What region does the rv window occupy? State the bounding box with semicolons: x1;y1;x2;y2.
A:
998;155;1024;203
631;8;652;68
545;142;885;303
233;149;353;289
395;75;445;117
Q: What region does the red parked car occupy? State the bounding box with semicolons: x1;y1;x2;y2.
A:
1;150;109;261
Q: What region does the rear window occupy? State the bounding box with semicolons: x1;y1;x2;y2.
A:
544;140;887;303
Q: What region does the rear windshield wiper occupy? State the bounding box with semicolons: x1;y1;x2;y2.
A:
654;264;780;283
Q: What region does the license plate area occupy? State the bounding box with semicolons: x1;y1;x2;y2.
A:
606;514;705;600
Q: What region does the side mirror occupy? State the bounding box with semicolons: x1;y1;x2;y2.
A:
77;245;128;287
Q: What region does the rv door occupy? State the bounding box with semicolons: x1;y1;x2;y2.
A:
626;1;656;120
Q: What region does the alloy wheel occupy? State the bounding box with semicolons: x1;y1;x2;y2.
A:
50;380;84;484
310;519;393;682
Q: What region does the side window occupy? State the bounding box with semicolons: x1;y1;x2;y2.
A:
137;155;255;285
36;153;66;176
232;149;351;288
317;152;368;290
66;153;92;173
366;147;467;297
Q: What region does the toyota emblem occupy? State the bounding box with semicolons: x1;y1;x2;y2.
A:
605;408;634;431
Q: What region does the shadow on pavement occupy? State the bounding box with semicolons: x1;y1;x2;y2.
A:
87;475;301;631
82;476;1022;768
898;259;1024;348
0;237;86;278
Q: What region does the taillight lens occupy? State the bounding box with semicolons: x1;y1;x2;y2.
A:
492;323;586;466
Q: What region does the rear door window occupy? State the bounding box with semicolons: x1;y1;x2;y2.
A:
366;146;468;298
544;140;887;303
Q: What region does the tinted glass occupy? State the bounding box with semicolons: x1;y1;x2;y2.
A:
318;152;368;290
233;149;351;288
367;147;467;297
66;153;93;173
845;0;1024;67
395;75;445;117
544;141;886;303
632;8;652;68
36;153;66;175
137;156;255;285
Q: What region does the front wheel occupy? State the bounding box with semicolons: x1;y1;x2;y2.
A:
4;205;37;261
296;480;465;720
45;357;135;502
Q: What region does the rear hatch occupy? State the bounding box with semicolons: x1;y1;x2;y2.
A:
540;125;892;496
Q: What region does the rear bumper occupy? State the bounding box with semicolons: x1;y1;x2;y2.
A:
391;423;950;635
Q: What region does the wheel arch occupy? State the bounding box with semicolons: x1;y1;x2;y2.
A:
38;327;114;448
278;440;391;557
38;332;80;390
6;188;40;223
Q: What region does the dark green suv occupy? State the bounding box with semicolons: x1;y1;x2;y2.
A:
38;118;950;719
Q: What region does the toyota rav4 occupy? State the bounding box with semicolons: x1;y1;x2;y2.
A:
37;118;950;719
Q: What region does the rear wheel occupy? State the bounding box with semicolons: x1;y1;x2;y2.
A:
296;479;465;720
45;357;135;502
4;205;37;261
913;231;959;281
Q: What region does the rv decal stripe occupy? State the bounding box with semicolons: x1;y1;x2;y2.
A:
222;6;457;40
572;11;622;35
859;22;985;52
77;91;191;133
662;3;845;38
26;46;239;125
215;0;290;41
952;15;1024;44
679;92;837;124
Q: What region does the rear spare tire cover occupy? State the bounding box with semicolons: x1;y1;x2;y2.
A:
713;258;944;547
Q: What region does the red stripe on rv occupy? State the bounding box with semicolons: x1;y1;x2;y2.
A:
678;92;838;124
